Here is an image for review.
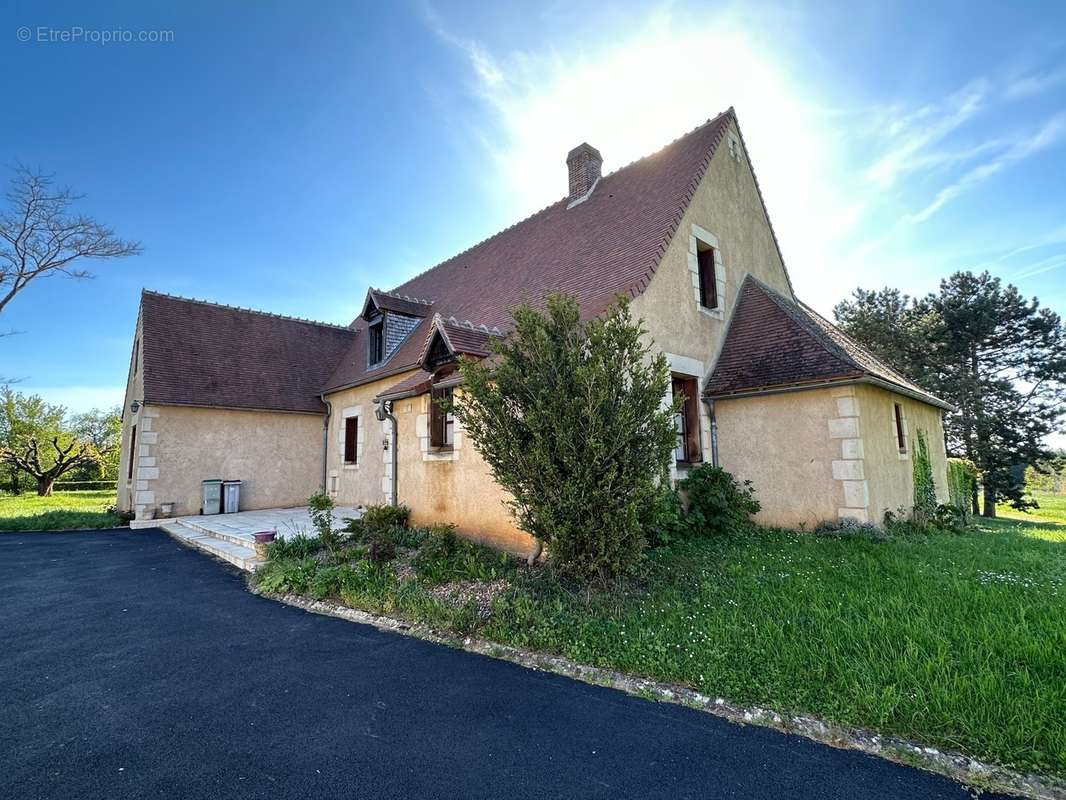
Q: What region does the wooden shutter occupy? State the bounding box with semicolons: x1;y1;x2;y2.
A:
683;377;702;463
344;417;358;463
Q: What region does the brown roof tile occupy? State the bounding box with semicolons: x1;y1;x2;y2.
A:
704;277;951;408
321;109;776;395
140;291;353;414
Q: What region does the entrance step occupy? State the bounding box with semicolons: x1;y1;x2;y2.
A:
161;520;264;572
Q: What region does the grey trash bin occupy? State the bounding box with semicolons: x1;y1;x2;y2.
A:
201;479;222;515
222;480;242;514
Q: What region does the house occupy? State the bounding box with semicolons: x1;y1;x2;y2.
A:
117;108;951;552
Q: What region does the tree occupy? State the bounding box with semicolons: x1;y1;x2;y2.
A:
454;294;678;583
835;271;1066;516
0;166;140;316
68;406;122;481
0;387;115;495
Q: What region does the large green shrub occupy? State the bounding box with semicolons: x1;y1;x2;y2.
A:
678;464;760;536
911;430;937;526
456;294;678;583
362;503;410;532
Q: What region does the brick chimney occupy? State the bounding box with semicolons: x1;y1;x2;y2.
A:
566;142;602;205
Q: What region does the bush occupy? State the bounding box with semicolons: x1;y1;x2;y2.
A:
455;294;678;584
366;527;398;565
413;524;512;584
679;465;760;536
255;557;318;594
641;484;686;547
266;533;320;560
362;503;410;532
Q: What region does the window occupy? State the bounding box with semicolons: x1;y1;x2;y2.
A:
672;375;702;464
697;247;718;309
430;386;454;448
368;317;384;366
343;416;358;464
127;425;137;480
894;403;907;453
133;338;139;376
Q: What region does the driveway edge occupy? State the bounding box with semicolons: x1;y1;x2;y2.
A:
252;587;1063;800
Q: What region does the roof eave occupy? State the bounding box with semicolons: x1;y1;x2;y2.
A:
704;374;955;411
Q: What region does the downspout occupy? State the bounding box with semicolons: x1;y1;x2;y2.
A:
320;396;333;492
702;397;720;467
375;399;398;507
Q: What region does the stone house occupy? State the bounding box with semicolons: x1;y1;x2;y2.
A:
117;108;951;552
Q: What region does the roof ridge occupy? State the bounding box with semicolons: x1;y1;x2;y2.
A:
371;287;434;306
389;109;734;298
141;289;352;331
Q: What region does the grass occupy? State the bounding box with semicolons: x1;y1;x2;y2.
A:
254;515;1066;779
0;489;125;531
1000;490;1066;526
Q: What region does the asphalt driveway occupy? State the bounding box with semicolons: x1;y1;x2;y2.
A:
0;530;1018;800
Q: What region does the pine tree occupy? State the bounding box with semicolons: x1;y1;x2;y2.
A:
834;271;1066;516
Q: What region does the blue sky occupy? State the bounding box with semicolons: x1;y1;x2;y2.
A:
3;0;1065;425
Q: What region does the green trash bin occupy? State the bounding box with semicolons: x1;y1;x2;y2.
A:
201;479;222;515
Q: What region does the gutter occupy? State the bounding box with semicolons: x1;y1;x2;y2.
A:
320;395;332;492
704;375;955;412
701;397;720;467
375;399;399;507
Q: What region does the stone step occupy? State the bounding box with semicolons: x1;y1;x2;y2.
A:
161;521;264;572
170;516;262;549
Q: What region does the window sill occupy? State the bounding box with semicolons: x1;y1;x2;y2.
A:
428;445;454;453
697;305;724;320
675;459;703;468
343;463;359;470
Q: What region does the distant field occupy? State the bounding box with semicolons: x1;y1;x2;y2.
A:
0;490;124;531
999;490;1066;525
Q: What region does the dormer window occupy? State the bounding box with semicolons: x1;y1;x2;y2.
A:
368;316;384;366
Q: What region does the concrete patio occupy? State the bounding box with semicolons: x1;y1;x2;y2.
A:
135;505;364;571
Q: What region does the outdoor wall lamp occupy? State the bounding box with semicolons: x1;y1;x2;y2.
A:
129;400;142;413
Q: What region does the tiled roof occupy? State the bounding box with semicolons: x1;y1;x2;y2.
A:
704;277;951;409
322;108;772;395
375;370;433;401
365;288;433;318
139;291;353;414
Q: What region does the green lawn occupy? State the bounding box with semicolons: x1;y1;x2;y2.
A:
256;515;1066;779
1000;490;1066;526
0;490;125;531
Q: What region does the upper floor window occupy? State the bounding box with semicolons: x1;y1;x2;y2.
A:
430;386;454;448
894;403;907;453
697;246;718;310
343;416;358;464
368;317;384;366
133;338;139;376
672;375;702;464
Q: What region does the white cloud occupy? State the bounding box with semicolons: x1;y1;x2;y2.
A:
863;80;989;188
1004;66;1066;100
906;113;1066;224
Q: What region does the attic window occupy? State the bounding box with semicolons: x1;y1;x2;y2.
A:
697;246;718;310
368;317;384;366
894;403;907;453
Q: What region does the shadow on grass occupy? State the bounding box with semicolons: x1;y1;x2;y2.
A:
0;510;125;532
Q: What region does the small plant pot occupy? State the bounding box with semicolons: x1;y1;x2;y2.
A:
159;502;175;518
252;530;276;559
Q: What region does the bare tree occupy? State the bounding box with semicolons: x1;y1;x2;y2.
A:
0;166;141;315
1;435;107;496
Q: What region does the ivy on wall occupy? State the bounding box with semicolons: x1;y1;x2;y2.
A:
912;429;938;525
